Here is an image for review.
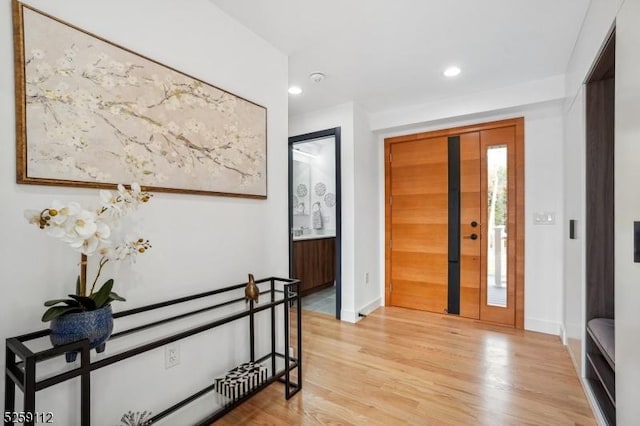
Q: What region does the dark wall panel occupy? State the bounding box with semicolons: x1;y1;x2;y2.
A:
586;77;615;321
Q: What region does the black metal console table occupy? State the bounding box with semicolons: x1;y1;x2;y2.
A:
4;277;302;425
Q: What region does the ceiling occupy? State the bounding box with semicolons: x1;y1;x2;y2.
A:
211;0;590;117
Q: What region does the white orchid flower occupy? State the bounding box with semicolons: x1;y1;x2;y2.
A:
100;189;116;206
24;209;41;226
24;183;152;288
117;184;131;202
99;189;126;218
76;235;100;255
95;221;112;241
48;201;81;226
46;226;66;239
98;245;115;259
65;223;109;256
72;210;98;238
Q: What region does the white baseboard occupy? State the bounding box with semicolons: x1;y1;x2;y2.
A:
358;297;382;316
340;309;360;323
341;298;383;323
525;318;562;336
560;324;567;345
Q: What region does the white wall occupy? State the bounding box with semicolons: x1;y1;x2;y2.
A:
353;104;381;314
376;101;566;336
523;104;566;334
615;1;640;423
369;74;565;131
562;85;586;373
289;102;380;322
0;0;288;424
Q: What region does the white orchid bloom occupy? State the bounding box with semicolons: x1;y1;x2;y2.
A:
24;183;151;282
77;235;100;255
48;200;81;226
63;202;82;217
24;209;41;226
43;202;75;238
72;210;98;238
99;189;126;218
46;226;66;239
98;245;115;259
117;184;131;202
100;189;115;206
95;221;112;241
112;244;130;261
67;235;88;250
65;226;108;256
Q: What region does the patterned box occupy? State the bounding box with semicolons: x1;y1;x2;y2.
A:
214;362;268;400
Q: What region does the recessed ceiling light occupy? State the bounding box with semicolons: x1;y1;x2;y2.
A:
288;86;303;95
443;66;461;77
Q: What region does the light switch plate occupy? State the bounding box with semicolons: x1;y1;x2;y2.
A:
534;211;555;225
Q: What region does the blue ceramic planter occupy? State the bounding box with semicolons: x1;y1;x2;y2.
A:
49;305;114;363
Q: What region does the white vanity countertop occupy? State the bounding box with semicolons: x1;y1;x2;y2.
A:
293;232;336;241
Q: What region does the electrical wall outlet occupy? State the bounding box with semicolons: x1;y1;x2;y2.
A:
165;343;180;369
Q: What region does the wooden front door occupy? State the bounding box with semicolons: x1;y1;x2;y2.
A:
385;118;524;328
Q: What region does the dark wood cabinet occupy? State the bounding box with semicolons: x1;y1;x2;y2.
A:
292;237;336;296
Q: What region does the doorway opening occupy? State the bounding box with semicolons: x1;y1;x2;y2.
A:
289;128;342;319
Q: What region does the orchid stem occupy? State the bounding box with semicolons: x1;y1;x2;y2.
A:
80;254;87;296
89;256;110;296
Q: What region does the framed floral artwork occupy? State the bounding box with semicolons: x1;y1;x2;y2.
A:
12;0;267;198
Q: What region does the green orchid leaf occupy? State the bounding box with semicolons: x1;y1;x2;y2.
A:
108;291;126;302
41;306;84;322
44;298;80;307
91;279;115;308
67;295;97;310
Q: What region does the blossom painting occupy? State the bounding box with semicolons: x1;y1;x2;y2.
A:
13;1;267;198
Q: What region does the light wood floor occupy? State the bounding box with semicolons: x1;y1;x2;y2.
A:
217;307;595;425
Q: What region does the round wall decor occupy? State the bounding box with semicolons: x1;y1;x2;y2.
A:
296;184;308;198
324;192;336;207
314;182;327;196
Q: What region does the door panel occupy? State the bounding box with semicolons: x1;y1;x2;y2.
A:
480;127;516;326
391;194;449;224
391;280;448;312
390;136;448;312
392;224;447;254
459;132;481;319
